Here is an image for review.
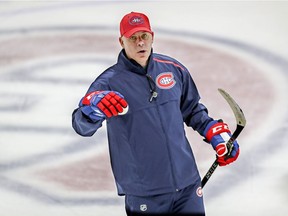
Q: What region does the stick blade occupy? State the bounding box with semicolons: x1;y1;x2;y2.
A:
218;88;246;127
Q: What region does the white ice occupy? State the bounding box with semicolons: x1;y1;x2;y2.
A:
0;1;287;216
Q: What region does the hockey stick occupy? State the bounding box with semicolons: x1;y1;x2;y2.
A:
201;88;246;188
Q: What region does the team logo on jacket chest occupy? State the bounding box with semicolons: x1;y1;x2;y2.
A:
156;72;176;89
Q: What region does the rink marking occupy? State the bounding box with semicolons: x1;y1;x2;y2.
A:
0;25;287;205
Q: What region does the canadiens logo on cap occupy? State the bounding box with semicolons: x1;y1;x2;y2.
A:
129;16;144;25
120;12;153;38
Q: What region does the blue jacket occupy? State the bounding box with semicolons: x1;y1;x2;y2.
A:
72;49;213;196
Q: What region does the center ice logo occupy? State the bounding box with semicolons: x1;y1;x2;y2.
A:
156;72;176;89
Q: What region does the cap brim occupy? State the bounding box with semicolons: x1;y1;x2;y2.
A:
123;27;153;38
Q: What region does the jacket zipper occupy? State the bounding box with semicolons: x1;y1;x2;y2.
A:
146;73;179;191
155;98;179;191
145;74;158;102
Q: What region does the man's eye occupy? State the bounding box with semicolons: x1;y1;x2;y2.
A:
141;34;149;40
130;36;137;41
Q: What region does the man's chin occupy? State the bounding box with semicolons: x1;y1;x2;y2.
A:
134;57;148;67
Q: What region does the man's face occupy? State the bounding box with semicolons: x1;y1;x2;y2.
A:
119;31;153;68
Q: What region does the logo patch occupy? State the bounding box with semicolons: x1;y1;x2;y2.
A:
156;72;176;89
129;16;144;25
140;204;147;212
196;187;203;197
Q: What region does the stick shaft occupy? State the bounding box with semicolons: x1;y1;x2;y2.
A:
201;88;246;188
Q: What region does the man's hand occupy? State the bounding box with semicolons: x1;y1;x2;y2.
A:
80;91;128;121
204;120;240;166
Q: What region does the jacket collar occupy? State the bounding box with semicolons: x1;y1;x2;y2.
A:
117;49;153;75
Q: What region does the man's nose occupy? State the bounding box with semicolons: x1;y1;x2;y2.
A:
137;40;144;47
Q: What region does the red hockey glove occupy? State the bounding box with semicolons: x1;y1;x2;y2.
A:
80;91;128;121
204;120;240;166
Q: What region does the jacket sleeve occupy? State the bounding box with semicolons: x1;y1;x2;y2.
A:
72;107;104;137
180;68;214;136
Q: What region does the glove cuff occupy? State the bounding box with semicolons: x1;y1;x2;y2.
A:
81;105;106;122
204;120;231;142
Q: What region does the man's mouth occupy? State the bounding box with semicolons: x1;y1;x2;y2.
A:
138;50;146;53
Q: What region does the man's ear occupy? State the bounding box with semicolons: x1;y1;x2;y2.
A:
119;37;124;48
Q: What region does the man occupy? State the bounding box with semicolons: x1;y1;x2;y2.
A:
72;12;239;216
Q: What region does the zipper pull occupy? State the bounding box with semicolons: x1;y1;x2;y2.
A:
149;91;158;102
